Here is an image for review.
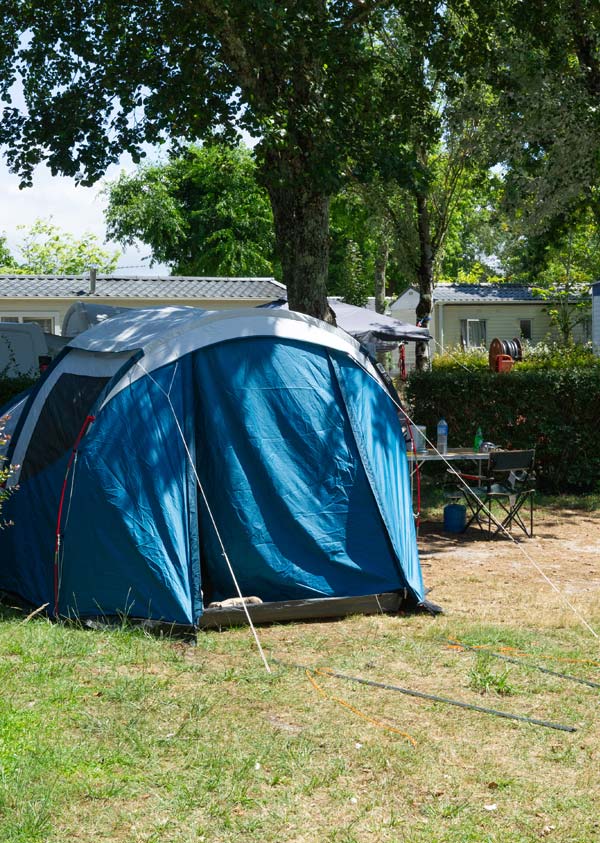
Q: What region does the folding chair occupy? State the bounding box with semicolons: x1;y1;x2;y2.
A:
460;449;536;539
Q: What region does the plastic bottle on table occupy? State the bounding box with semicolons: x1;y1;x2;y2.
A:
437;418;449;454
473;426;483;452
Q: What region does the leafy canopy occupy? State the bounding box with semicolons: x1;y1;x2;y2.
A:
0;1;413;317
0;1;396;192
105;144;276;277
0;219;120;274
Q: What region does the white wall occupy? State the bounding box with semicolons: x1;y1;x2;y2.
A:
389;290;583;357
0;296;273;334
438;303;553;350
389;289;424;369
593;284;600;355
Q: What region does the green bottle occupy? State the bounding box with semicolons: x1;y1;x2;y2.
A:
473;426;483;452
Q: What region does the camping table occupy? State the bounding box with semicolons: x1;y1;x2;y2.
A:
407;447;489;472
406;448;490;529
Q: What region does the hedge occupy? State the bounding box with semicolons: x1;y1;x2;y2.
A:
0;375;37;411
406;367;600;493
2;368;599;493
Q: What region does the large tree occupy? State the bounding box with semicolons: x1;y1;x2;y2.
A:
0;1;407;321
353;8;500;367
105;144;276;276
461;1;600;235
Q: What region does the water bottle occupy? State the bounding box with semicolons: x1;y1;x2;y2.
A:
473;426;483;452
437;418;448;454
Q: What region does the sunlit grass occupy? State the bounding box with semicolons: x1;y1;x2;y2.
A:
1;597;599;842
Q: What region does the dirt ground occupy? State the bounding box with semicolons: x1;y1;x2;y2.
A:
416;508;600;634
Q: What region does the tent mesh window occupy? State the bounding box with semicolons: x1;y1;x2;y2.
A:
20;373;109;481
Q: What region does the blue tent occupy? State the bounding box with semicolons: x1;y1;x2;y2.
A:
0;307;424;627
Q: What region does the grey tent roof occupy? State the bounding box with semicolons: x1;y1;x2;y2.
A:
261;298;431;343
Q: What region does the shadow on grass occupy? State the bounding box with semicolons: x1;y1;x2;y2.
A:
536;492;600;512
0;602;26;622
419;479;600;524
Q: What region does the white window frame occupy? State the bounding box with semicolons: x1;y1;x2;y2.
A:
460;318;487;348
519;319;532;341
0;311;61;334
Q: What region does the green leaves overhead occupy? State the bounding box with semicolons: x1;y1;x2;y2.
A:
105;144;276;276
0;219;120;275
1;3;600;316
0;1;394;192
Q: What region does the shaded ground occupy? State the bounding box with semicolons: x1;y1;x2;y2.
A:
417;507;600;632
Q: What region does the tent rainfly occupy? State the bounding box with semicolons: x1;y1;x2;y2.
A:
0;306;425;628
260;298;432;348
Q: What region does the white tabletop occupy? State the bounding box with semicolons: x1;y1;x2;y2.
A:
407;448;489;462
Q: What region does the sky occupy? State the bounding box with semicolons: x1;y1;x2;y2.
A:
0;151;169;275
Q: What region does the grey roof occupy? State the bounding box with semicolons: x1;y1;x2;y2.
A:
0;274;286;300
433;284;542;304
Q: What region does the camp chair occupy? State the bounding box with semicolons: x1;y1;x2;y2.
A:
459;449;536;539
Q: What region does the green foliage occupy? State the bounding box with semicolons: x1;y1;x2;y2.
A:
328;189;377;303
468;655;515;697
0;1;418;316
0;417;12;523
105;144;277;277
515;342;597;371
0;220;119;275
431;346;489;371
461;2;600;251
0;376;36;409
0;235;15;269
0;377;29;522
406;363;600;492
430;343;598;374
0;378;33;522
438;261;504;287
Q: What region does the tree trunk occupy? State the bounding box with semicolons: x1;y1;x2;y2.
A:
415;189;434;371
374;240;389;314
266;180;334;323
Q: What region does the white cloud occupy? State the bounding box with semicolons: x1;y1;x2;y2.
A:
0;153;168;275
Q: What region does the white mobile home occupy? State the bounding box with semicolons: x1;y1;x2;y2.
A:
0;274;287;334
391;284;592;357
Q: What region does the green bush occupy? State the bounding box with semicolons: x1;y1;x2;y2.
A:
431;346;489;371
514;341;598;371
406;365;600;493
0;374;37;410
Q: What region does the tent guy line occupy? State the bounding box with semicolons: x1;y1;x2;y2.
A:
272;658;577;733
447;639;600;690
136;359;272;673
0;307;425;632
401;332;599;640
305;667;417;746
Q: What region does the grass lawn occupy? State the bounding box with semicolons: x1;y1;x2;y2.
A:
1;496;599;842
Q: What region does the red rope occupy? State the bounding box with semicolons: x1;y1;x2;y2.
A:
53;415;96;617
